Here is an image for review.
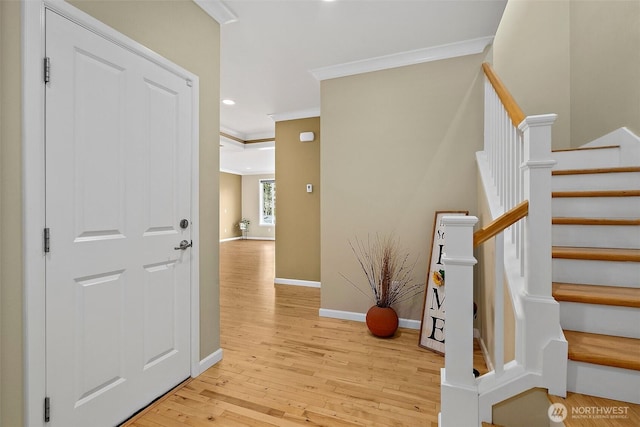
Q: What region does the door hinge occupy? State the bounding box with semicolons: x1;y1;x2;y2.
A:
44;57;51;84
44;228;50;253
44;396;50;422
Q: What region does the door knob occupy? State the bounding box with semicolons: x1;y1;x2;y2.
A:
174;240;192;250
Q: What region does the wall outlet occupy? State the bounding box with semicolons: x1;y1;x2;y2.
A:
306;184;313;193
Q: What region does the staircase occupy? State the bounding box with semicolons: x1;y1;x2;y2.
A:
551;139;640;404
441;62;639;426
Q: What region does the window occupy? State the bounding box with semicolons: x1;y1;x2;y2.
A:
259;179;276;225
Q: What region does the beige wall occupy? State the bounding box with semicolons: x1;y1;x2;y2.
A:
570;0;640;145
493;388;556;427
0;2;220;424
242;174;276;240
275;118;321;282
476;172;516;366
1;1;23;425
493;0;571;150
220;172;242;240
493;0;640;149
321;54;486;320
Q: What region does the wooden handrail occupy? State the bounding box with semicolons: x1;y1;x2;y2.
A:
473;200;529;247
482;62;526;128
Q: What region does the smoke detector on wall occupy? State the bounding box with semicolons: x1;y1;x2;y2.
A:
300;132;315;142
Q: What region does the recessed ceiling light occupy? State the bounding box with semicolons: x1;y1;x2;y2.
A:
222;99;235;106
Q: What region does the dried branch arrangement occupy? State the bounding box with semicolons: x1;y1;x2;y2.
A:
343;234;423;308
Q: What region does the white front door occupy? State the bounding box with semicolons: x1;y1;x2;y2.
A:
45;9;192;426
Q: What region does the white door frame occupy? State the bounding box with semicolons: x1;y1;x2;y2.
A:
22;1;201;425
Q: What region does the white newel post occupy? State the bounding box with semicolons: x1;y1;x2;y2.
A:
519;115;566;385
519;114;557;297
439;215;479;427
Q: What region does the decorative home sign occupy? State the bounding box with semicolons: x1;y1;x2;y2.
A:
419;210;469;354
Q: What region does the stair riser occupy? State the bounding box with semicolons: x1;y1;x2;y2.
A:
559;302;640;339
552;172;640;191
552;196;640;218
567;360;640;404
552;258;640;288
553;148;621;170
552;224;640;249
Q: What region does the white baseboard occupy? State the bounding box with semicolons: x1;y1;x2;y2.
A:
399;318;421;330
247;236;275;241
275;278;321;288
474;328;494;372
319;308;421;330
198;348;223;375
220;236;242;242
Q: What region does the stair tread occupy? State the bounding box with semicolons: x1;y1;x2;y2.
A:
553;190;640;197
552;145;620;153
553;282;640;308
553;246;640;262
552;217;640;226
553;166;640;176
564;330;640;371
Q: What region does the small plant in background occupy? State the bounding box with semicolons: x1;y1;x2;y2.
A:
238;218;250;239
343;234;423;308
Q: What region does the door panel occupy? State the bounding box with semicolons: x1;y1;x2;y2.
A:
74;270;126;404
45;9;192;426
143;80;179;232
143;262;178;369
74;49;127;241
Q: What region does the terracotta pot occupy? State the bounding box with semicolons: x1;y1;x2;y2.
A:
365;306;399;338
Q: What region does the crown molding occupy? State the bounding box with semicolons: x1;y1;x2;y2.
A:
193;0;238;25
245;131;276;142
220;131;275;145
310;36;494;81
268;108;321;123
221;167;275;176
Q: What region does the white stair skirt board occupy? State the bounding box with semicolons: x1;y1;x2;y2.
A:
475;328;495;372
552;259;640;288
559;302;640;339
318;308;421;330
198;348;223;375
552;195;640;218
553;147;621;171
274;278;321;288
581;127;640;166
552;170;640;191
568;360;640;404
552;224;640;250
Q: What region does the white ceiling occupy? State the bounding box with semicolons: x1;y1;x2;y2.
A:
212;0;508;175
220;137;275;175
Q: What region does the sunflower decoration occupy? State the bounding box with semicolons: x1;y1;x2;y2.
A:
432;269;445;287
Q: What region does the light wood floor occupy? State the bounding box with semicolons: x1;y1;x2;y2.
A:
123;239;487;426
